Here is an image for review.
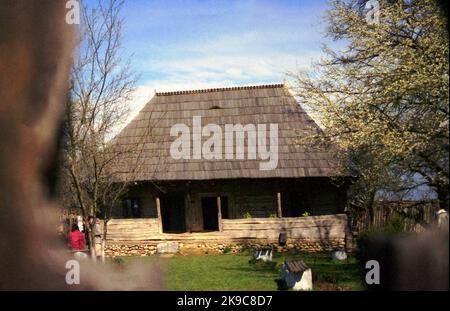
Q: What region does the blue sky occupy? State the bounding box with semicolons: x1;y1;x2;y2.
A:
121;0;331;86
87;0;337;114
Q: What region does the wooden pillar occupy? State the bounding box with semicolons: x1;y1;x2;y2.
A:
185;192;192;232
217;195;223;232
156;196;163;233
276;191;282;218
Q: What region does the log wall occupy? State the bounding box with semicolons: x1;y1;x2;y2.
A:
105;214;348;244
222;214;348;241
106;218;159;241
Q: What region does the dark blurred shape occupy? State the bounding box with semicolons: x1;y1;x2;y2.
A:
279;232;287;246
362;228;449;291
437;0;448;28
0;0;74;290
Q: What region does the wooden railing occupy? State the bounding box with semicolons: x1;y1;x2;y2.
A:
222;214;348;240
105;214;349;242
106;218;159;241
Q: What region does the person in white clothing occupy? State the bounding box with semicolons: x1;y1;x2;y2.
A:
77;215;84;232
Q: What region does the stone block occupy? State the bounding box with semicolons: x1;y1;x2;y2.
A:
331;249;347;260
157;242;179;254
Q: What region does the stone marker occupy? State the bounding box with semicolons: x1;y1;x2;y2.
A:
281;260;313;291
331;248;347;260
157;242;179;254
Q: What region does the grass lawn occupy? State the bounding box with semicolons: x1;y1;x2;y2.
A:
114;251;366;291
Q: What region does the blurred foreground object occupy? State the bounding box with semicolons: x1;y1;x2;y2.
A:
0;0;161;290
0;0;74;290
364;227;448;291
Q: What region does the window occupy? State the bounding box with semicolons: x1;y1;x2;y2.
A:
122;198;141;218
283;192;312;217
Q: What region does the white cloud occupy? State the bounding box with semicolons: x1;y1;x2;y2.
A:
118;58;319;131
109;1;336;136
118;30;326;132
142;29;322;82
143;53;317;86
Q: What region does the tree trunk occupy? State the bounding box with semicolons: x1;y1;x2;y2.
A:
367;190;376;227
102;219;108;263
436;184;449;212
86;224;96;261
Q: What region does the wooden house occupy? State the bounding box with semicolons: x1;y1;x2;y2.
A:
107;84;351;252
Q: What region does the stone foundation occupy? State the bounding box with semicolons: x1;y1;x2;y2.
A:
105;238;346;257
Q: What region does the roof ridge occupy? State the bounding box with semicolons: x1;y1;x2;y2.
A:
155;83;284;96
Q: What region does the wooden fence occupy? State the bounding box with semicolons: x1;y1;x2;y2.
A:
350;201;440;233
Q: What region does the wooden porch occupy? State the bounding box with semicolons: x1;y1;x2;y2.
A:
105;214;349;244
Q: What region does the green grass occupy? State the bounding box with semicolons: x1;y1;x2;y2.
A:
114;251;365;291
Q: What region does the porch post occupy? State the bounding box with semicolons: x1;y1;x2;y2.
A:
156;196;163;233
217;195;223;232
185;192;192;232
276;191;282;218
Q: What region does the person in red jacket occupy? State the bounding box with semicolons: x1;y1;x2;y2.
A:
69;223;86;251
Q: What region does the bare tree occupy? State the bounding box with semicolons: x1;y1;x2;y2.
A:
60;0;143;260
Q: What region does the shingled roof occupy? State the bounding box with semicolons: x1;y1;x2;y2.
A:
112;84;342;181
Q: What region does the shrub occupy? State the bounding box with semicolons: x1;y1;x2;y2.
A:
223;245;232;254
384;217;405;233
302;211;311;217
356;217;406;260
112;257;125;265
355;230;372;260
243;211;252;218
239;244;252;254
